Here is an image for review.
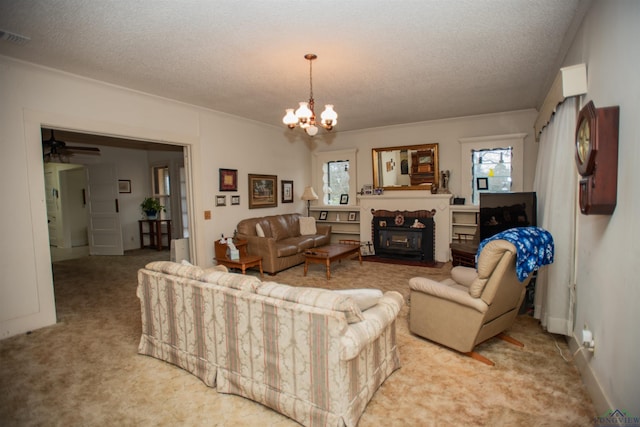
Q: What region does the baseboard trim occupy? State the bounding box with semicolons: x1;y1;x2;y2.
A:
568;333;612;416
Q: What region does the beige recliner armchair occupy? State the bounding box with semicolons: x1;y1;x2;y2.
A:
409;239;532;365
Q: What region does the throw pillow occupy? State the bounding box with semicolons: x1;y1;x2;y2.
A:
299;217;317;235
256;223;265;237
333;289;383;311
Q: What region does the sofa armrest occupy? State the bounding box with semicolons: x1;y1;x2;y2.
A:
340;291;404;360
409;277;487;314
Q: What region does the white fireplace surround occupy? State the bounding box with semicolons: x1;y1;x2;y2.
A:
357;193;453;262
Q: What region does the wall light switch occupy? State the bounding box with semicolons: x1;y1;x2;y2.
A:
204;210;211;220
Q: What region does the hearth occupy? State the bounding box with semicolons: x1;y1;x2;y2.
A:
371;209;436;262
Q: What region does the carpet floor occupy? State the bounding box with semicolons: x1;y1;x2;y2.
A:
0;249;596;426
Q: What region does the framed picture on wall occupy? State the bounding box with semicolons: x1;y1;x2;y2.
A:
118;180;131;193
476;177;489;190
219;169;238;192
248;174;277;209
231;195;240;205
216;195;226;206
281;180;293;203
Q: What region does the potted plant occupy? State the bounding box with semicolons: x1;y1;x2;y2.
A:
140;197;165;220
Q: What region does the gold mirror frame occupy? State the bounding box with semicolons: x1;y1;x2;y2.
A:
372;143;439;191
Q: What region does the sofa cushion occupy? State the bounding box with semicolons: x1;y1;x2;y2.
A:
202;270;261;292
257;282;365;323
268;215;294;240
145;261;204;280
203;264;229;273
275;241;299;257
299;217;317;235
333;289;383;311
256;223;265;237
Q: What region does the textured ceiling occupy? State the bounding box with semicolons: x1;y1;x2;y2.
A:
0;0;587;133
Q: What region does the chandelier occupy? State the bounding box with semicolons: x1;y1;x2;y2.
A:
282;54;337;136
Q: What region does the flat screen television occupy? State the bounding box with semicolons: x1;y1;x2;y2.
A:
479;192;537;241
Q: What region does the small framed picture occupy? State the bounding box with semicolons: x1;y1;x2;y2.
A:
348;212;357;221
219;169;238;192
362;184;373;195
118;180;131;193
216;195;226;206
319;211;328;220
231;195;240;205
281;180;293;203
340;194;349;204
476;177;489;190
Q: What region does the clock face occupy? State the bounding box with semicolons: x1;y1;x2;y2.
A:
576;119;590;165
575;102;598;177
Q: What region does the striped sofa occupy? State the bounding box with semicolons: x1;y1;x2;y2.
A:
137;261;403;427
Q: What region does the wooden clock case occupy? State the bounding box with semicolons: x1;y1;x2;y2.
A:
575;101;619;215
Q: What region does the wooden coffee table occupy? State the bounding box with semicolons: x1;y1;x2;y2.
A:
304;241;362;279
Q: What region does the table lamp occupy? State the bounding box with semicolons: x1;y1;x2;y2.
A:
301;186;318;217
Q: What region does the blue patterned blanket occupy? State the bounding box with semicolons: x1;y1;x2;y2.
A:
476;227;554;282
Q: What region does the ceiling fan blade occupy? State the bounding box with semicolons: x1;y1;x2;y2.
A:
65;146;101;153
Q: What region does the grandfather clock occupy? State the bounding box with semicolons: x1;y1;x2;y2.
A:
574;101;619;215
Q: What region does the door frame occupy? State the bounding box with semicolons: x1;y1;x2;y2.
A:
24;109;199;327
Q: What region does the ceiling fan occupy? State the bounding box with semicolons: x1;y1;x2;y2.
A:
42;129;101;161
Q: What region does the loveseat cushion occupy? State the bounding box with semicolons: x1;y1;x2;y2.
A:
257;282;365;323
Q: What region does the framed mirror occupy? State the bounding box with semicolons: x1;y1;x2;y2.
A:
372;143;439;191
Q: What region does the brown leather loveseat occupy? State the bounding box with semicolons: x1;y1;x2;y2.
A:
236;213;331;274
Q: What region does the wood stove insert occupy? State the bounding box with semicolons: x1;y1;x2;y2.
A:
371;209;436;262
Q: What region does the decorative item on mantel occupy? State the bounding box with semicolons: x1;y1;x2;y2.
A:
140;197;165;220
282;54;338;137
437;170;451;194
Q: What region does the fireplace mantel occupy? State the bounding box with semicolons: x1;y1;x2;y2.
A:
357;193;453;262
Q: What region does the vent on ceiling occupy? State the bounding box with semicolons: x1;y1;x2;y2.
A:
0;30;31;45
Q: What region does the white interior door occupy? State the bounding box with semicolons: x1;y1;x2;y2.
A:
86;163;123;255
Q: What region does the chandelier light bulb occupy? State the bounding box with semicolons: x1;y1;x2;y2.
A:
283;109;297;128
295;102;312;123
321;105;338;129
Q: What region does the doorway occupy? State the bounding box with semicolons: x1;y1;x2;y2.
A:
41;127;191;261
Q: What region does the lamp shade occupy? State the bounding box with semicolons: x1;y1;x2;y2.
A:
301;186;319;201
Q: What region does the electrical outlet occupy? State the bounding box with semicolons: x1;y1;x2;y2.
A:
582;327;595;352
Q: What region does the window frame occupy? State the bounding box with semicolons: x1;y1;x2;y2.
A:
312;148;357;207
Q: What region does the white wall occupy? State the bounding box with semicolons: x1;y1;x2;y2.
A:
561;0;640;415
312;109;539;200
0;57;310;339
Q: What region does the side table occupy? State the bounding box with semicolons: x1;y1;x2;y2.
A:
139;219;172;250
214;239;263;278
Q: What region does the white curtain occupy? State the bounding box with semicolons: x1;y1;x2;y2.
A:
533;97;577;336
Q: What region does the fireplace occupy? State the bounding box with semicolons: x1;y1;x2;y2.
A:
371;209;436;262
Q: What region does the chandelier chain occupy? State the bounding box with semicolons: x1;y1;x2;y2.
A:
308;57;314;102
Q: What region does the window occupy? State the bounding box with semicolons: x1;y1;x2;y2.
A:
312;148;357;206
471;147;513;204
458;133;526;205
324;160;350;205
152;165;171;219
